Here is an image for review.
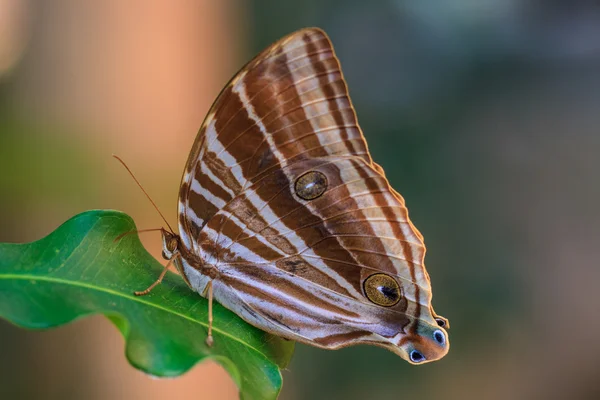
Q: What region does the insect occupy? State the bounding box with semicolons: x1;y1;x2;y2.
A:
130;27;449;364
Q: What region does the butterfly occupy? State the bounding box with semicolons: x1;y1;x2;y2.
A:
138;27;449;365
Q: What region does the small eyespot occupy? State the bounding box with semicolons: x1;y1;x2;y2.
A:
433;329;446;346
410;350;425;363
435;317;446;327
363;273;401;307
295;171;327;200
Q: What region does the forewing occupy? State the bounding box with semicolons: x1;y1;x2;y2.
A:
178;28;370;251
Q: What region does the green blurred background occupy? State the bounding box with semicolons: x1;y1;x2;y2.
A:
1;1;599;399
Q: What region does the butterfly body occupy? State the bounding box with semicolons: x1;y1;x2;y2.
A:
163;28;449;364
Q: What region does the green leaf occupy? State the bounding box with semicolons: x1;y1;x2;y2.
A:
0;210;295;400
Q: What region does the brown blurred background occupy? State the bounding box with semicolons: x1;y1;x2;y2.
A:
1;1;600;399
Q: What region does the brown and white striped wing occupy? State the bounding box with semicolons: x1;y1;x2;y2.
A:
178;28;448;363
201;157;435;346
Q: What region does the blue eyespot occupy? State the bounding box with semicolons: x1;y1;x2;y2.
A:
410;350;425;363
433;329;446;346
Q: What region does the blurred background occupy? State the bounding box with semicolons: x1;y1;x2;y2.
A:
1;0;600;399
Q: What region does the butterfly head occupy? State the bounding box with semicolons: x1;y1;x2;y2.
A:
160;229;195;289
398;317;450;365
160;229;180;260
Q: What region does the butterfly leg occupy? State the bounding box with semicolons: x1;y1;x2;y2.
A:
134;257;173;296
205;279;214;347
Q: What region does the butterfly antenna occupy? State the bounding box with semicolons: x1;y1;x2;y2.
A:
112;154;175;233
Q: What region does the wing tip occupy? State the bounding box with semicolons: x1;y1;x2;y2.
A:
283;26;331;44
